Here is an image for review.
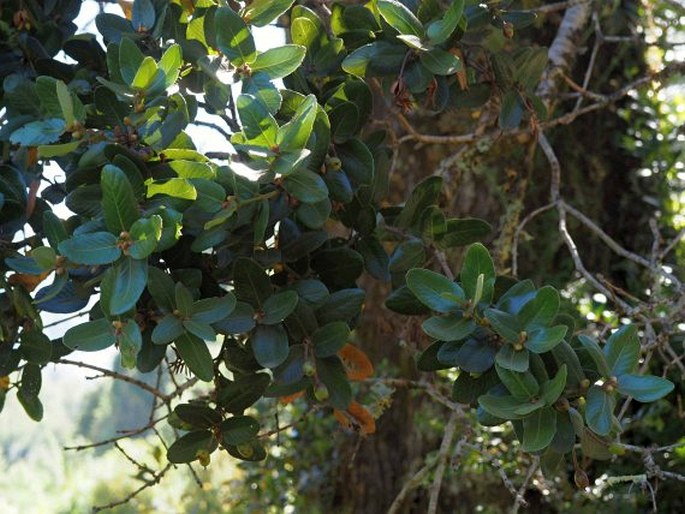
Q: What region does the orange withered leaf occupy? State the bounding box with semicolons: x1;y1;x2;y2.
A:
279;390;305;405
118;0;133;20
450;48;469;91
338;344;374;381
8;271;50;292
334;401;376;435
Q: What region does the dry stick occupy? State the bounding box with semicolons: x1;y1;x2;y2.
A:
511;457;540;514
91;463;173;513
64;414;169;451
387;461;435;514
427;411;460;514
573;11;603;112
511;202;555;277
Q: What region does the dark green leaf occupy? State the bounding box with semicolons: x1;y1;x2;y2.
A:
192;295;237;324
617;374;674;402
496;365;539;400
147;267;176;312
577;335;611;377
217;372;271;413
10;118;65;146
604;325;639;377
585;385;615;436
420;48;461;75
522;407;557;452
377;0;424;37
454;338;496;373
152;314;184;345
20;330;53;365
261;291;299;325
406;268;465;313
175;403;222;429
396;176;442;229
283;169;328;203
485;308;521;343
220;416;260;445
495;345;529;372
128;215;162;260
233;257;272;307
175;332;214;382
541;364;568;406
183;319;216;341
252;45;306;79
312;321;350;358
242;0;296;27
58;232;121;265
167;430;217;464
104;257;148;316
422;315;475;342
426;0;464;44
461;243;496;304
215;7;257;65
63;319;116;351
316;355;352;410
518;286;560;329
525;326;567;354
252;324;289;368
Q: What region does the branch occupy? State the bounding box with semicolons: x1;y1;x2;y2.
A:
91;463;173;513
427;411;460;514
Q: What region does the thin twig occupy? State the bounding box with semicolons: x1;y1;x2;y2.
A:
427;411;460;514
91;463;172;513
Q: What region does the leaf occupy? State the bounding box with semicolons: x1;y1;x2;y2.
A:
495;345;529;372
261;291;299;325
276;94;318;152
585;385;616;436
496;365;539;400
313;321;350;358
251;45;307;79
525;326;567;354
20;330;53;365
541;365;568;405
131;56;158;90
174;403;222;429
58;232;121;265
119;37;145;85
146;178;197;200
454;338;496;373
283;170;329;203
101;164;140;234
217;372;271;413
522;407;557;452
478;393;527;420
192;295;237;324
461;243;495;303
152;314;184;345
132;0;155;31
10;119;66;146
338;344;373;381
31;247;57;270
252;324;290;368
55;80;75;127
420;48;461;75
617;374;674;402
213;302;257;334
604;325;640;377
438;218;491;248
233;257;273;307
63;319;116;352
183;319;216;342
118;319;142;369
242;0;296;27
577;335;612;377
396;176;443;229
175;332;214;382
518;286;560;329
104;257;148;316
237;94;278;146
316;355;353;409
341;41;408;77
167;430;217;464
17;389;43;421
551;341;585;387
377;0;424;38
485;308;521;343
499;90;524;130
426;0;465;44
422;315;475;342
316;288;365;325
220;416;260;445
215;7;257;66
159;44;182;88
405;268;466;313
128;215;162;260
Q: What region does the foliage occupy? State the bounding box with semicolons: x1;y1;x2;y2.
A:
0;0;682;511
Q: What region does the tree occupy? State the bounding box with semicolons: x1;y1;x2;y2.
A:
0;0;683;512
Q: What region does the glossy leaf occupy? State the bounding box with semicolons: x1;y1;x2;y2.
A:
63;319;116;352
215;7;257;65
461;243;495;304
604;325;640;377
377;0;424;37
252;324;290;369
617;374;674;402
422;315;475;342
522;407;557;452
58;232;121;265
406;268;466;313
585;385;616;436
167;430;217;464
175;332;214;382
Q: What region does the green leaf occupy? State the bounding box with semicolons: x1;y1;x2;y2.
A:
283;169;328;203
522;407;557;452
422;315;475;342
146;178;197;200
20;331;52;365
183;319;216;342
63;319;116;351
617;374;674;402
55;80;75;127
604;325;639;377
405;268;466;313
242;0;296;27
175;332;214;382
192;295;237;325
214;302;257;334
233;257;273;307
17;389;43;422
461;243;495;303
217;372;271;413
312;321;350;358
518;286;560;329
237;94;278;146
315;355;352;410
541;364;568;405
514;47;548;91
585;385;616;436
437;218;491;248
58;232;121;265
147;267;176;312
420;48;461;75
252;324;290;368
38;141;82;158
119;37;145;85
495;345;529;372
152;314;184;345
159;44;182;88
276;94;318;152
175;282;194;318
499;90;524;130
175;403;222;429
377;0;424;37
10;118;66;146
577;335;611;377
225;440;267;461
485;308;521;343
261;291;299;325
131;56;158;90
341;41;407;77
426;0;464;44
167;430;217;464
132;0;155;31
551;341;585;387
525;326;567;354
478;393;527;420
316;288;365;325
215;7;257;66
105;257;148;316
118;319;142;369
128;215;162;260
220;416;260;445
496;365;539;400
252;45;307;80
101;164;140;234
31;246;56;270
453;338;496;373
396;176;442;229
